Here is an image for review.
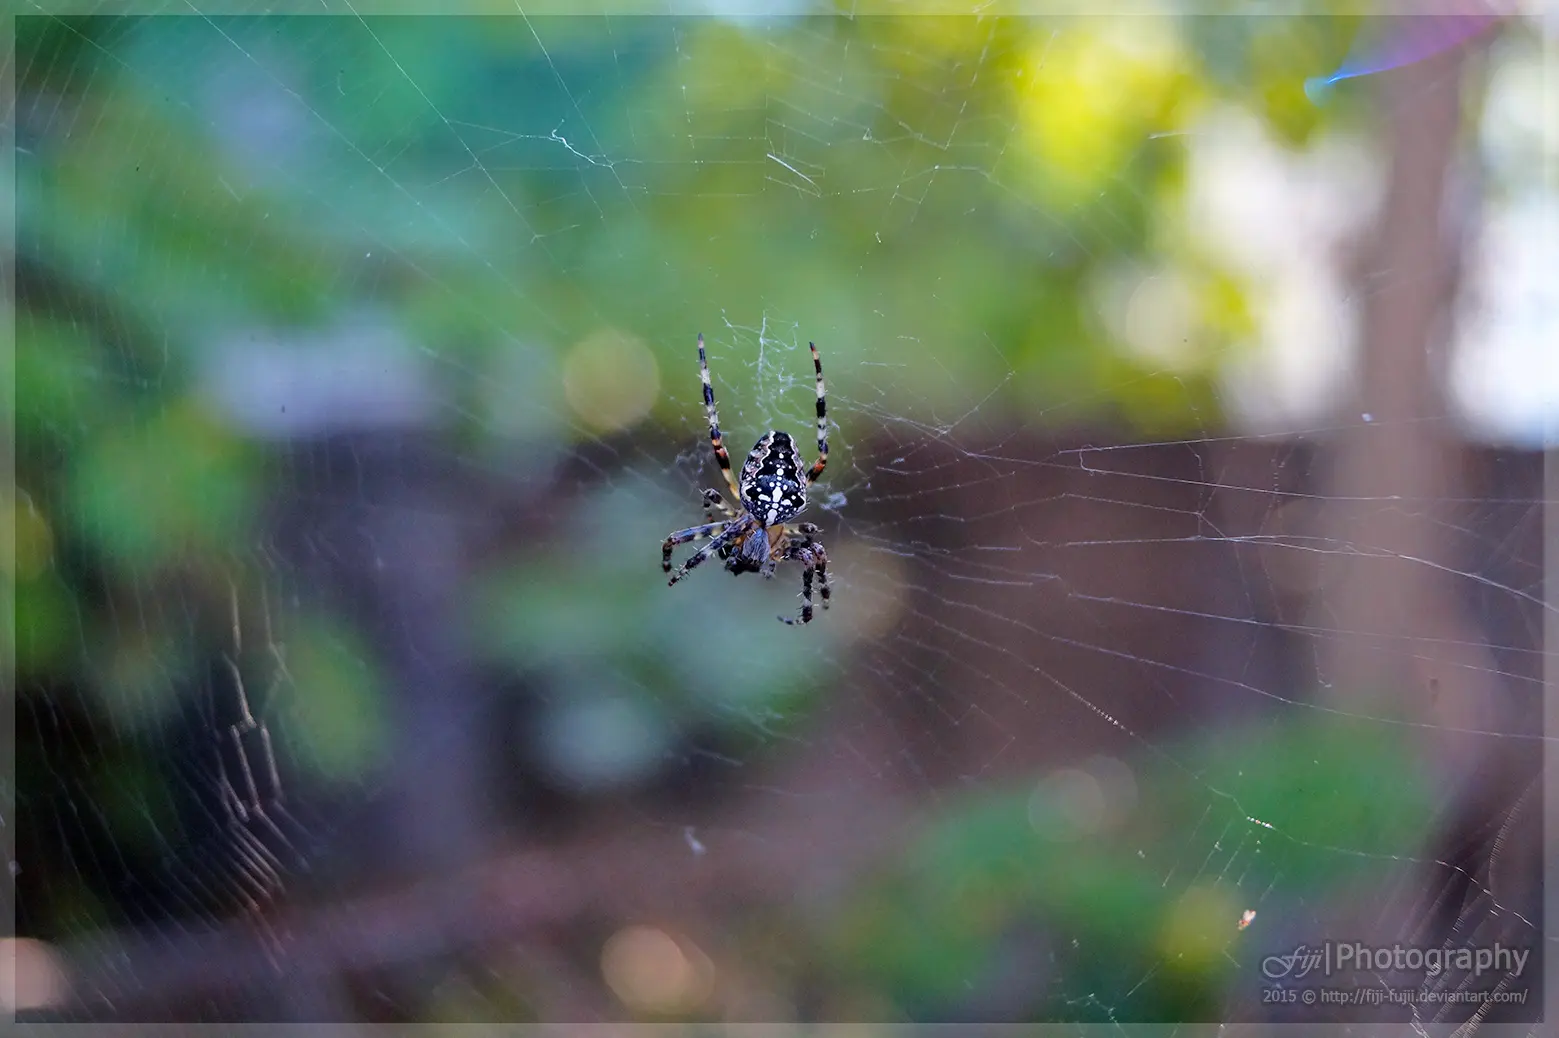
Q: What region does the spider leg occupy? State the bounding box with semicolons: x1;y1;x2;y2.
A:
699;334;743;502
776;544;822;625
790;524;830;611
703;487;738;524
807;540;831;610
662;520;727;573
668;515;753;586
805;341;828;485
775;525;829;624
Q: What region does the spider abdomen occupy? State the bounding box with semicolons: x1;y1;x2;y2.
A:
744;474;806;526
740;430;807;526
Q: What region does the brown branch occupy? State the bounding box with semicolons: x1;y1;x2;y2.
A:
1317;36;1502;756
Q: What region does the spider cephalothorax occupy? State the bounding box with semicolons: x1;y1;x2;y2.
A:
662;335;831;624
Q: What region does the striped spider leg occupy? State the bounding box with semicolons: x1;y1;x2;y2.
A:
665;514;756;584
703;488;735;525
662;518;730;575
775;522;830;625
805;340;828;485
699;333;743;514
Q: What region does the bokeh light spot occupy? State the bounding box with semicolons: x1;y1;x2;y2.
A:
600;925;715;1016
563;328;660;433
1019;23;1190;202
0;938;70;1012
4;491;55;581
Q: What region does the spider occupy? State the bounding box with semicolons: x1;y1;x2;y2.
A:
662;334;831;625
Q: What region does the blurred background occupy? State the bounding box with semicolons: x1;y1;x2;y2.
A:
7;5;1553;1026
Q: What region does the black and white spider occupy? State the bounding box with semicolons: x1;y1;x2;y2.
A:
662;334;831;625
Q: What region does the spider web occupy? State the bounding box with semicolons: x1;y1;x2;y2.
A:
9;5;1554;1028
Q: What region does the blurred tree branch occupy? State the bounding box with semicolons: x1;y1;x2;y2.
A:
1312;30;1542;1001
1317;38;1506;760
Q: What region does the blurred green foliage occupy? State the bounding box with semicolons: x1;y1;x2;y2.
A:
283;614;392;783
822;716;1435;1019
